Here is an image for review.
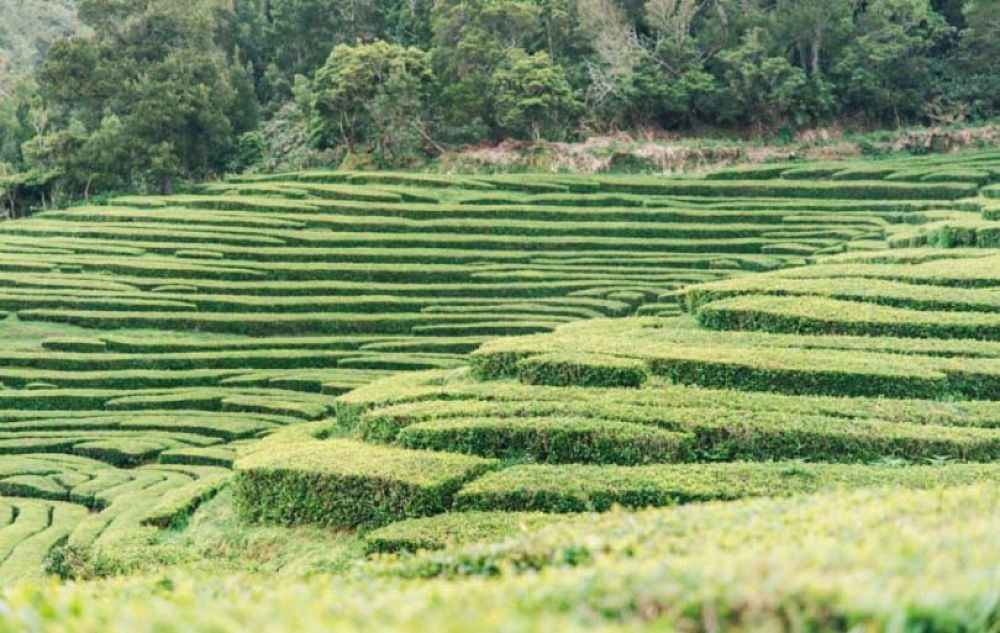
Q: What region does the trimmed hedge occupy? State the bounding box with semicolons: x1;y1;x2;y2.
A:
684;275;1000;313
514;353;648;388
17;309;570;336
396;416;688;464
647;347;950;399
454;462;1000;512
140;473;231;528
589;177;978;200
234;440;496;529
1;161;998;583
363;511;573;554
696;294;1000;340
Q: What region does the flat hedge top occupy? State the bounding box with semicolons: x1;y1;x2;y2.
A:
235;439;496;486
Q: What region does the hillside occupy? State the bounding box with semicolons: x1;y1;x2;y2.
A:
2;0;998;215
0;150;996;627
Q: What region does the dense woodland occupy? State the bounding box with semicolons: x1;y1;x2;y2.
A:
0;0;997;212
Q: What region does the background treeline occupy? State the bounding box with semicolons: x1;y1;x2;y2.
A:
0;0;998;214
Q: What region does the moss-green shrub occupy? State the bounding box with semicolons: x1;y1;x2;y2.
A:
234;440;496;529
396;416;688;464
454;462;1000;512
514;353;648;388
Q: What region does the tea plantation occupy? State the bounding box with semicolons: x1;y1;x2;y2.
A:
0;150;998;630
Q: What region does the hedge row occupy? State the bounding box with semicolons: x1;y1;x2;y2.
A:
0;349;350;371
696;294;1000;340
1;225;837;256
17;309;572;336
0;412;276;440
139;473;231;528
353;397;1000;463
778;257;1000;288
233;440;496;530
157;446;236;468
683;276;1000;313
395;416;688;465
0;499;87;585
589;177;978;200
514;353;649;388
52;194;922;224
453;462;1000;512
8;212;880;242
363;511;574;554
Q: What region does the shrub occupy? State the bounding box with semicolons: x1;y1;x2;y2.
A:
234;439;496;530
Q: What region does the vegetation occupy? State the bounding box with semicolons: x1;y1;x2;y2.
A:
0;121;996;628
1;0;1000;214
0;484;997;631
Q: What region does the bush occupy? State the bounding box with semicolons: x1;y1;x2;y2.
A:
696;294;1000;340
514;353;648;388
363;511;572;554
396;416;687;465
454;462;1000;512
234;439;496;530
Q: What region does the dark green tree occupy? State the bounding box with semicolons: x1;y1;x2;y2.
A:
430;0;543;139
492;50;578;139
35;0;243;194
833;0;951;125
310;41;432;165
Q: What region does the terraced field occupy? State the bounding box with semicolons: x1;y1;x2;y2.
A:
218;154;1000;554
0;151;998;581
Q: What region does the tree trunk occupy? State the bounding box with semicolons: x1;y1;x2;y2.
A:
811;28;822;76
161;175;173;196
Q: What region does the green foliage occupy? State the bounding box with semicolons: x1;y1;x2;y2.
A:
234;439;496;529
454;462;1000;512
364;511;573;553
833;0;952;124
0;0;78;94
430;0;544;139
1;0;999;199
697;294;1000;340
310;41;431;166
396;416;688;464
716;28;812;129
0;149;995;616
491;50;577;140
514;353;648;388
0;484;998;630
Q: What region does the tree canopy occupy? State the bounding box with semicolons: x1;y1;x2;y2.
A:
0;0;997;212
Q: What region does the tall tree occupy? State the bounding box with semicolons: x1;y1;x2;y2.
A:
310;41;431;164
833;0;950;125
36;0;244;195
431;0;544;139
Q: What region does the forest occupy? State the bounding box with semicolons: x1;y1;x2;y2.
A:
0;0;997;213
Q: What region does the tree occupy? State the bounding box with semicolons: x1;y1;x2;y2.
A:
492;50;578;139
0;0;78;96
122;48;236;193
716;28;810;130
960;0;1000;56
35;0;243;194
833;0;950;125
576;0;641;125
431;0;543;138
770;0;854;77
310;41;432;165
